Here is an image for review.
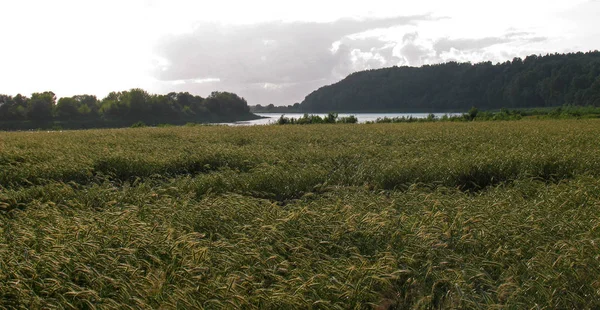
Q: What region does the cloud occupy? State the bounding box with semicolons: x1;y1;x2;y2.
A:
389;29;551;67
399;43;432;65
151;14;555;105
433;32;548;54
505;31;533;38
151;15;434;104
433;37;512;53
392;32;437;66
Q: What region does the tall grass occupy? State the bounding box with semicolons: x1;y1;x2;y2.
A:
1;120;600;308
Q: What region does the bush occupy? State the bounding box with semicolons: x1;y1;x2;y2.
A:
130;121;146;128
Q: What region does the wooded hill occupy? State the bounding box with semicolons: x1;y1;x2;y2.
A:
299;51;600;112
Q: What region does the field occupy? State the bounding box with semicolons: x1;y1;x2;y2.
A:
1;120;600;309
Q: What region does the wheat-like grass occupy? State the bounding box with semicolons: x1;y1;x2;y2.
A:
1;120;600;308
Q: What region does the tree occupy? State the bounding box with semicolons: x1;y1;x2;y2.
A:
204;91;250;116
73;95;99;117
55;97;80;120
27;91;55;121
124;88;151;117
0;95;14;120
467;107;479;120
99;92;126;118
0;88;256;128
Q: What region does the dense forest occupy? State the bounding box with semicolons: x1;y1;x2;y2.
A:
0;89;257;130
299;51;600;112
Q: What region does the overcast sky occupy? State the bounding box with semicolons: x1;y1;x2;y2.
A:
1;0;599;105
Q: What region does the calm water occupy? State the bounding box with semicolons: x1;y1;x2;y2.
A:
225;113;462;126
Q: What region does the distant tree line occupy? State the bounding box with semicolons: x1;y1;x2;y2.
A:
275;106;600;126
250;103;301;113
0;89;256;129
276;113;358;125
370;105;600;123
299;51;600;112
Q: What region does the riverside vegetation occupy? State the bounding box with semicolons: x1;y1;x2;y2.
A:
274;105;600;125
1;120;600;308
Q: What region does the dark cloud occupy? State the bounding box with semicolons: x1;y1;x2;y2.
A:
526;36;548;43
434;37;511;53
399;43;431;65
377;45;402;64
504;31;548;44
505;31;532;38
339;36;390;52
433;32;548;54
152;15;433;104
396;32;434;66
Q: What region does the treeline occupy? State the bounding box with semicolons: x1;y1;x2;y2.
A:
275;106;600;125
369;108;522;123
371;105;600;123
276;113;358;125
251;103;301;113
0;89;256;129
300;51;600;112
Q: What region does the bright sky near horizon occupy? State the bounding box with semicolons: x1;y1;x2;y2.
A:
1;0;599;105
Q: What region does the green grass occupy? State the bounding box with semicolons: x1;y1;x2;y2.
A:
1;120;600;308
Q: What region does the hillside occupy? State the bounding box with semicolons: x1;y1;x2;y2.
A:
299;51;600;112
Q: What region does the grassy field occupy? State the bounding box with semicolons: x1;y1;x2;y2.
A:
1;120;600;309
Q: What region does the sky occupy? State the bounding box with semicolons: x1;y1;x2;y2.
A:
1;0;599;105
